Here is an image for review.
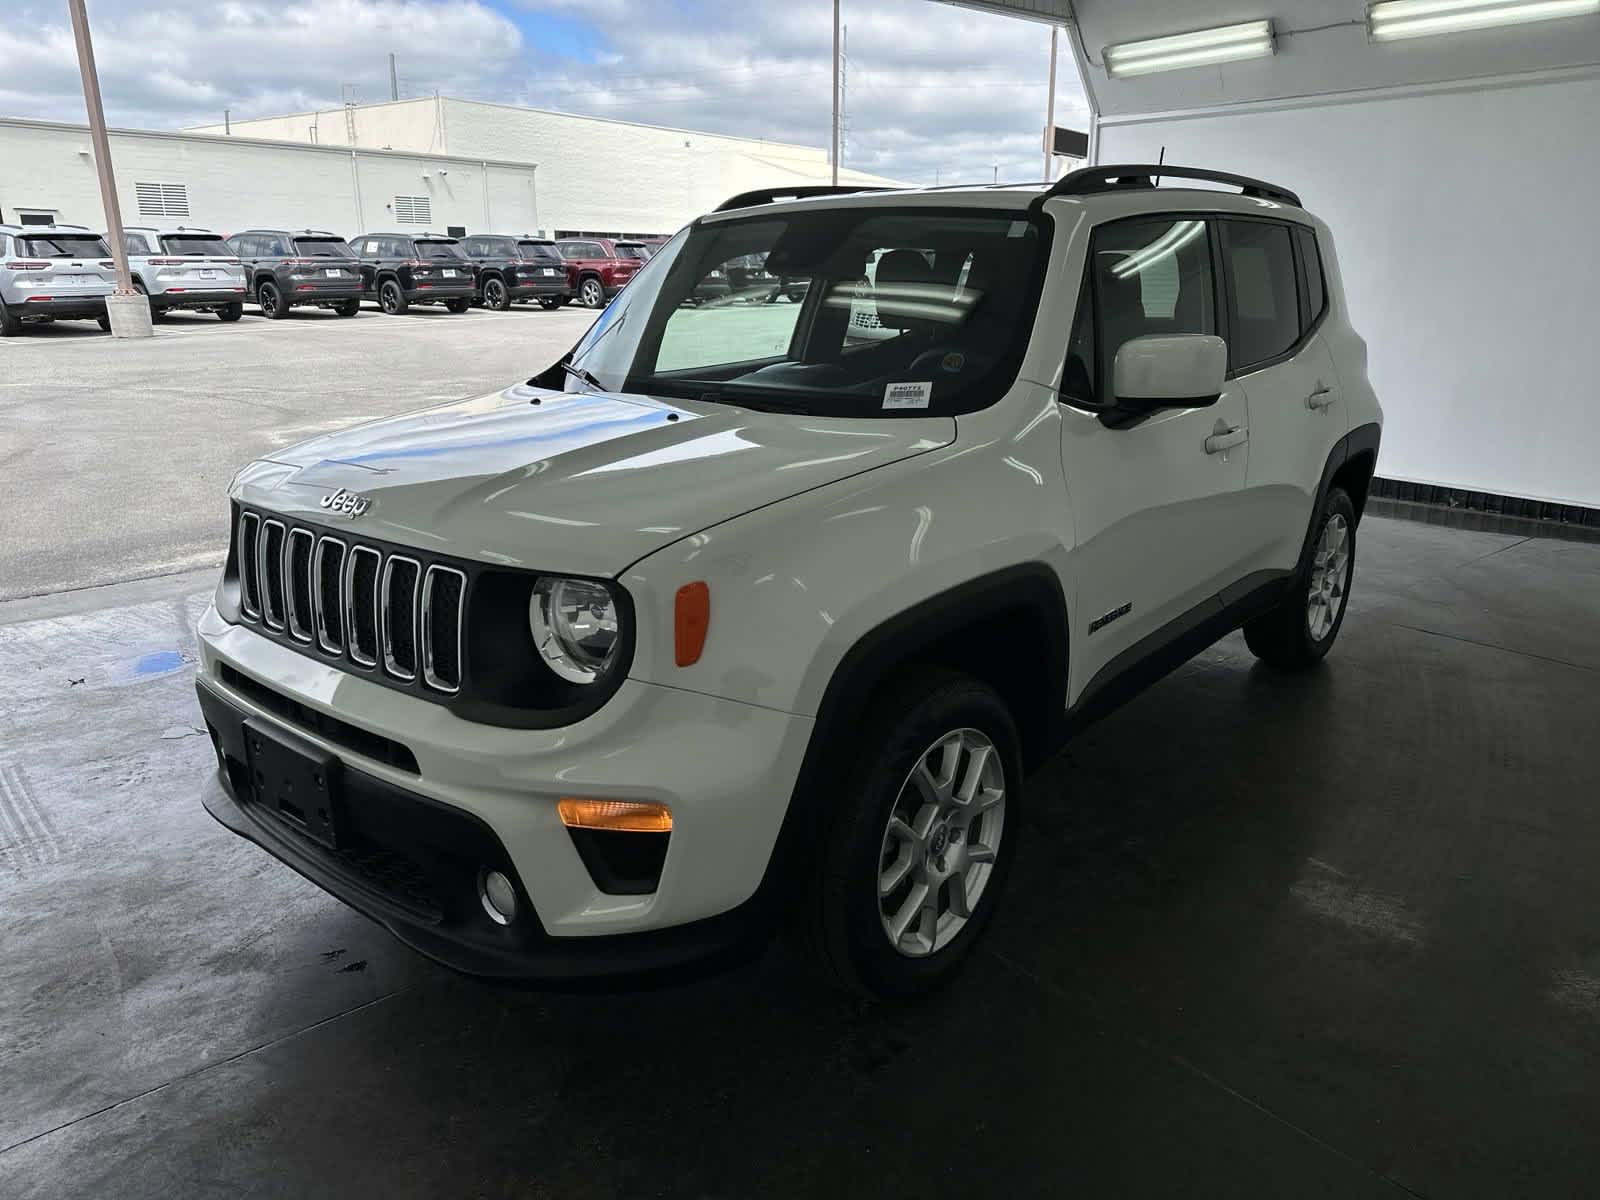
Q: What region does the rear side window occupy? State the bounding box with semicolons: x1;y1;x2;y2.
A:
1295;226;1326;326
1076;216;1218;403
1220;220;1299;371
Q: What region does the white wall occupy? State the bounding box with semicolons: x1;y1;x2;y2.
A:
0;118;538;241
1099;71;1600;509
195;98;898;237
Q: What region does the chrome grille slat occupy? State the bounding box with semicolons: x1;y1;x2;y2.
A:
381;556;421;681
421;565;466;694
259;519;287;631
234;508;467;700
314;536;347;654
346;546;382;668
284;529;316;643
237;512;262;619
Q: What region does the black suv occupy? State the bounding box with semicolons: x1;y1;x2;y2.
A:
458;234;573;310
348;232;475;315
226;229;364;319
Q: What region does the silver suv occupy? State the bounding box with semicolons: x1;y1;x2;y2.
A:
118;226;248;321
0;224;115;336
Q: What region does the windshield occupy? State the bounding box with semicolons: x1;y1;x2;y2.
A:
22;235;108;259
292;237;354;258
162;235;232;256
518;241;562;262
417;240;464;260
563;206;1046;417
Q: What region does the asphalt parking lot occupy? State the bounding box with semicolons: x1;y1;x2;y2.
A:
0;303;595;602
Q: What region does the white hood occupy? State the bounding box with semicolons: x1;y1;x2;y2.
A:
234;382;953;577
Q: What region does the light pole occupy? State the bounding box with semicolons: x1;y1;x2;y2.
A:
67;0;151;337
831;0;841;185
1044;25;1059;181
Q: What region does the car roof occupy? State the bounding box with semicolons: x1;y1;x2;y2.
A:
122;224;224;236
232;228;344;237
355;231;458;240
2;224;101;236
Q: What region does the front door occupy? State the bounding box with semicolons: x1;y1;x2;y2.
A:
1057;214;1253;700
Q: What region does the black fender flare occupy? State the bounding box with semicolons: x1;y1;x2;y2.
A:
1294;422;1381;580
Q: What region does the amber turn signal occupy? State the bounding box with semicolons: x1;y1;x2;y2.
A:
674;581;710;667
557;797;673;833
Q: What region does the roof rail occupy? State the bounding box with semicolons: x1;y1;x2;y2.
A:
713;184;894;213
1031;164;1301;211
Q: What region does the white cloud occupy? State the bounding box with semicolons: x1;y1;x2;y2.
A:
2;0;1088;185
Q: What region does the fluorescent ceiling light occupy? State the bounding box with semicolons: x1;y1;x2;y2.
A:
1104;20;1275;78
1369;0;1600;41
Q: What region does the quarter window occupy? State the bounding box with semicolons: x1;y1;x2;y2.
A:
1295;226;1326;326
1219;220;1300;371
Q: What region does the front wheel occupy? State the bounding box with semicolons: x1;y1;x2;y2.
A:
578;277;605;309
1244;486;1357;669
217;302;243;322
445;298;471;314
802;668;1022;1000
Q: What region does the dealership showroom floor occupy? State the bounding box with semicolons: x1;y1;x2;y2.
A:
0;309;1597;1197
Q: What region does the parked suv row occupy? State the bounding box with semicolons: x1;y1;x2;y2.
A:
123;226;248;321
0;224;115;335
227;229;364;319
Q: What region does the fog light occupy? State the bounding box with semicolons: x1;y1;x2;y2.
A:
478;868;518;925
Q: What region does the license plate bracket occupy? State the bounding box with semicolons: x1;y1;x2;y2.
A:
243;718;344;849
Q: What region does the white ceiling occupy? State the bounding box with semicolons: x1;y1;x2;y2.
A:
935;0;1600;116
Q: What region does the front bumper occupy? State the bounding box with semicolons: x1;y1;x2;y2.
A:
194;605;814;974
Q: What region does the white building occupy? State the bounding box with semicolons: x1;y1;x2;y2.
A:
190;96;897;238
0;115;539;239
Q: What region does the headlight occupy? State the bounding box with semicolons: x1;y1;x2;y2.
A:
529;577;621;684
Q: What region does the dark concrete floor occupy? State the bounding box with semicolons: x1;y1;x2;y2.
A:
2;514;1597;1199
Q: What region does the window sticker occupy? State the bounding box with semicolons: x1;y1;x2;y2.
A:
883;381;933;410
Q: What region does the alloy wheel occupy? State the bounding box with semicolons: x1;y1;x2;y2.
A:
380;282;400;314
260;286;278;317
876;727;1006;958
486;278;507;310
1306;512;1351;641
581;279;603;308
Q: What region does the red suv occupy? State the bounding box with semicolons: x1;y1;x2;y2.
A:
553;238;640;309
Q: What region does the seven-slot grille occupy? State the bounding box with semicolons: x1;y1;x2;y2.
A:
235;510;465;694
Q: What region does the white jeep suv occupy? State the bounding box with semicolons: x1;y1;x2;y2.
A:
195;166;1381;998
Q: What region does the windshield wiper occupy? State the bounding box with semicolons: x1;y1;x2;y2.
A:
695;387;813;415
558;359;606;392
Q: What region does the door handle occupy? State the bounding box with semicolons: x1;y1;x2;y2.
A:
1306;385;1334;410
1204;423;1248;455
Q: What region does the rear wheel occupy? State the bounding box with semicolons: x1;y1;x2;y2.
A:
378;279;408;315
258;281;288;320
217;302;243;322
801;668;1022;1000
332;299;361;318
445;298;472;314
578;276;605;309
0;298;21;336
482;276;510;311
1244;486;1357;669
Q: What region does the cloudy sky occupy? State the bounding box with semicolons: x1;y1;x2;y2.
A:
1;0;1089;185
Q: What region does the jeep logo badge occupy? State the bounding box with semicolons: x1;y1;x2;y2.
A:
319;487;373;518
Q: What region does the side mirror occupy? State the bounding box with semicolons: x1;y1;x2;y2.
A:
1110;334;1227;420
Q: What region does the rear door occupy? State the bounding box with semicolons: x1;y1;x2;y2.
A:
1059;213;1254;697
1218;218;1347;576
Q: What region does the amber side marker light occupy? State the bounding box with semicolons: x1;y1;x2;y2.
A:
558;797;674;833
674;581;710;667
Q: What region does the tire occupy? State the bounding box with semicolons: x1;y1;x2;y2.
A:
96;314;111;333
217;302;243;322
1244;486;1357;670
482;276;510;311
537;296;565;311
0;298;21;337
258;281;288;320
378;279;408;315
445;298;471;314
578;276;605;309
333;299;361;318
801;667;1023;1000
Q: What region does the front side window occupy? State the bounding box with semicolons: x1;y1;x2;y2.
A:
1082;216;1217;401
22;234;109;258
563;206;1048;417
1220;219;1299;371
